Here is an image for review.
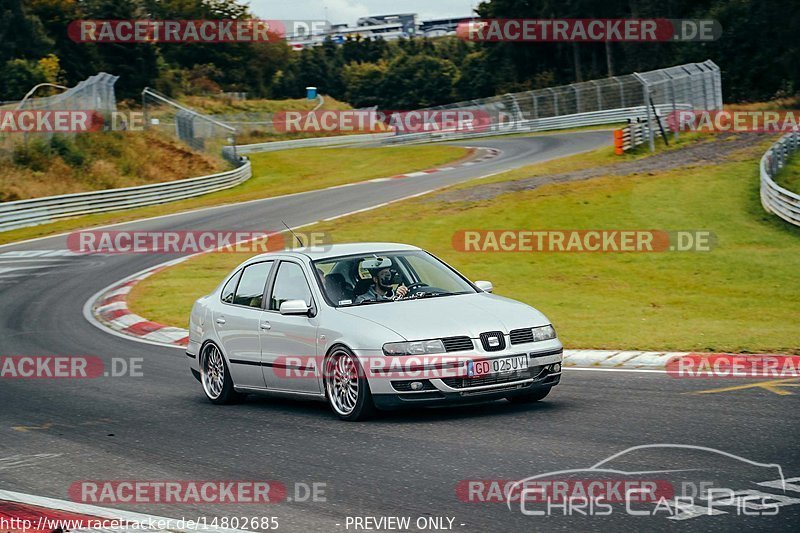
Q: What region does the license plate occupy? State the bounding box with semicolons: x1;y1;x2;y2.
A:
468;354;529;377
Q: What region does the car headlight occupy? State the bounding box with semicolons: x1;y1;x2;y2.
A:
532;325;556;341
383;339;446;356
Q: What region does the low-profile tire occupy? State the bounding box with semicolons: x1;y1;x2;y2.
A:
200;342;245;405
324;346;376;421
507;386;552;404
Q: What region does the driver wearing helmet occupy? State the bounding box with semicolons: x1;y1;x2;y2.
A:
355;257;408;304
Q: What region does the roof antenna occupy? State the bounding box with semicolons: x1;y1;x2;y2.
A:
282;221;304;248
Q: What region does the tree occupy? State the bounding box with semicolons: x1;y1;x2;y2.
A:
343;61;388;107
0;59;48;100
454;51;496;100
0;0;54;64
381;54;457;108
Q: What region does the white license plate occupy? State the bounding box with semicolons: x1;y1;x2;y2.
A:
469;354;529;377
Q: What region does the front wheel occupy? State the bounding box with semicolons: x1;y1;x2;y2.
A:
507;387;552;404
200;343;244;405
324;347;376;421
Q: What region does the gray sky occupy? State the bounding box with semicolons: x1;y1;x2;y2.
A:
247;0;478;25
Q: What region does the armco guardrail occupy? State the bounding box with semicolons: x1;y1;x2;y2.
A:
229;132;393;156
614;121;653;154
382;104;689;145
760;131;800;227
0;158;250;232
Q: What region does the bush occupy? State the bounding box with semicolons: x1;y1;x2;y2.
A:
11;139;50;172
49;136;85;167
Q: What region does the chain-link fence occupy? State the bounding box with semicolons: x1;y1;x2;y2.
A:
407;60;721;151
142;88;239;163
17;72;118;113
0;72;119;155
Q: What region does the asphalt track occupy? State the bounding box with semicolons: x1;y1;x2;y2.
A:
1;131;798;532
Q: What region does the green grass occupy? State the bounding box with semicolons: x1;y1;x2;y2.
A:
130;139;800;354
0;144;468;246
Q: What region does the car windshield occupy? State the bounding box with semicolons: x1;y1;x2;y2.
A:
313;251;477;307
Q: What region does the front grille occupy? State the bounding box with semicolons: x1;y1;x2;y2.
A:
391;380;436;392
480;331;506;352
510;328;534;345
441;366;546;389
442;336;474;352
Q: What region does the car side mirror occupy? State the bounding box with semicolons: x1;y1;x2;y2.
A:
279;300;311;316
475;280;493;293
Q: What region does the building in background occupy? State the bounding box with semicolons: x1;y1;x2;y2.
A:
357;14;418;36
420;17;475;37
287;13;475;50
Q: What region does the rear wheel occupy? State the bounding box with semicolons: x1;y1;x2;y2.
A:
324;347;376;421
507;387;552;404
201;343;244;405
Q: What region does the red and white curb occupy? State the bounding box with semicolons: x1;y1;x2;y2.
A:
86;258;194;349
0;489;247;532
563;350;689;369
366;147;502;182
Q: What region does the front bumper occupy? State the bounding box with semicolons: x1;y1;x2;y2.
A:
365;343;563;409
372;369;561;409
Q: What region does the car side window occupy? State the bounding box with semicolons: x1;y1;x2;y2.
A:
220;269;242;304
233;261;274;308
269;262;312;311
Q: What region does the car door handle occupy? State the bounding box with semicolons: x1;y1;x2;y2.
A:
260;321;271;330
216;317;226;325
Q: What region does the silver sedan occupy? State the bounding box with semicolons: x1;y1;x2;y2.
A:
187;243;563;421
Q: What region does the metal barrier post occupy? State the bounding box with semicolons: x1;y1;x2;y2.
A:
633;73;655;152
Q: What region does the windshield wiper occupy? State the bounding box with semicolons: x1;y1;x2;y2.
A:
347;299;392;307
409;292;455;300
